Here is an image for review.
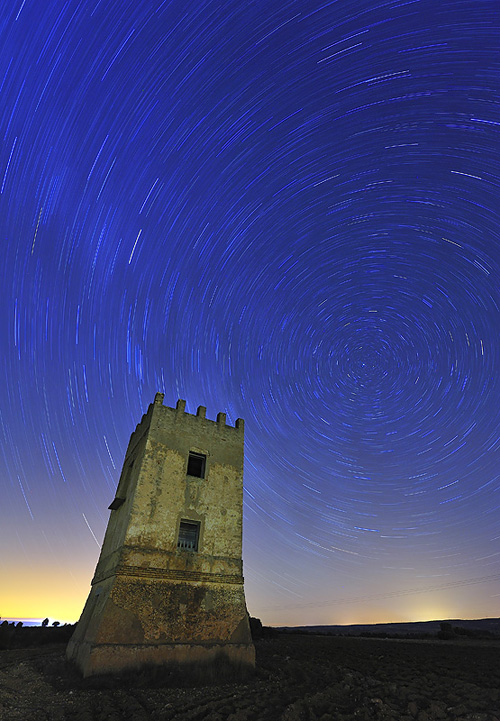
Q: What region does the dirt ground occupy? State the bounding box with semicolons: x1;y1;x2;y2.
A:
1;634;499;720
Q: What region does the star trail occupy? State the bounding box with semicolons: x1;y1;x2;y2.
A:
2;0;500;626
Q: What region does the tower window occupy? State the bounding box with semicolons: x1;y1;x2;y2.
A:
177;520;200;551
187;452;206;478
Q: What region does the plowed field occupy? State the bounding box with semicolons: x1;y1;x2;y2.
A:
1;634;499;720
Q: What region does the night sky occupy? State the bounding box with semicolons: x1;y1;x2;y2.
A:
2;0;500;627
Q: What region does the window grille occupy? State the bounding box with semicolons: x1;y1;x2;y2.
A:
177;520;200;551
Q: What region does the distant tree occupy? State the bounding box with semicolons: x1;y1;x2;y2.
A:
438;622;455;640
248;616;278;639
249;616;263;639
52;621;60;627
41;618;49;627
16;621;23;628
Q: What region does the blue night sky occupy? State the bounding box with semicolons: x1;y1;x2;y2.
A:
1;0;500;626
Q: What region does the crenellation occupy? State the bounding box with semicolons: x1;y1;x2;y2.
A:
150;397;243;430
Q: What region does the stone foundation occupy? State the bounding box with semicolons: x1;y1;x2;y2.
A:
67;639;255;679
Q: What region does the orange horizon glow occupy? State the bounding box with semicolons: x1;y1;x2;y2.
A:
3;572;499;628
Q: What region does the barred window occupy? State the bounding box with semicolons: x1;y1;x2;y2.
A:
177;520;200;551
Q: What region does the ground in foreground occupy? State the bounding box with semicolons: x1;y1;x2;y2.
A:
1;634;499;720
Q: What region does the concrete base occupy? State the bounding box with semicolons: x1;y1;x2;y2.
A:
66;639;255;679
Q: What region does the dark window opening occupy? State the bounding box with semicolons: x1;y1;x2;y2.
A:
177;520;200;551
187;452;206;478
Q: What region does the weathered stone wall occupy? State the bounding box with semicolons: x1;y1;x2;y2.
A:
67;394;254;677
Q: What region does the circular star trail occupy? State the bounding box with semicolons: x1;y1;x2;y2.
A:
1;0;500;624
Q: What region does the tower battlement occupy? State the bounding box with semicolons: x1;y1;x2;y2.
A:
67;392;254;678
125;393;245;470
152;392;244;430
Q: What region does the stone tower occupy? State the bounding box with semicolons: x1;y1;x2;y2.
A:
67;393;255;677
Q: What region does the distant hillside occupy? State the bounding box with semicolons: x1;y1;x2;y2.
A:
280;617;500;638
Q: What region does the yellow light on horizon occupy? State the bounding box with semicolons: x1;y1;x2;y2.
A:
1;563;88;624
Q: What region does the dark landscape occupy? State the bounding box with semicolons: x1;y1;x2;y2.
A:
1;623;499;721
282;617;500;639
